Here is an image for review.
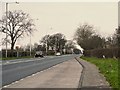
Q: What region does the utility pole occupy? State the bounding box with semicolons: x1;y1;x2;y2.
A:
46;27;52;55
5;3;8;58
5;2;19;58
46;36;48;55
55;36;57;55
30;32;31;56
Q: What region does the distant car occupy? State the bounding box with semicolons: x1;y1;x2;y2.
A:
55;52;61;56
35;51;44;58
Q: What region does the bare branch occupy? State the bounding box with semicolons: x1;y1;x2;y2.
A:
0;10;35;50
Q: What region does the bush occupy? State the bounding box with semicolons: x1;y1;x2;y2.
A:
84;47;120;58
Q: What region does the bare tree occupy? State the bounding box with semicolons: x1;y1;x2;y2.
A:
74;24;94;40
0;10;35;50
50;33;66;53
40;33;67;53
74;23;106;50
74;23;95;50
40;35;50;46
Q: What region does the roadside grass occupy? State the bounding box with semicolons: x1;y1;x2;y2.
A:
81;56;119;89
1;56;33;60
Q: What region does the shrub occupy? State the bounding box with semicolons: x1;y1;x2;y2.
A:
84;47;120;58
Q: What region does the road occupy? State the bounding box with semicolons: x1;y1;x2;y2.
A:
2;54;79;87
3;59;82;88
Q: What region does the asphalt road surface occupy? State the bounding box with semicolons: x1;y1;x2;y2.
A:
3;59;82;88
2;54;79;87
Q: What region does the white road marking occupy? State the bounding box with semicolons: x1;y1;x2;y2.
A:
2;55;71;65
2;58;44;65
6;61;9;63
3;85;10;88
32;74;35;76
49;56;54;58
2;59;69;88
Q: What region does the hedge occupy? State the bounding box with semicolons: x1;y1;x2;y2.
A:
84;47;120;58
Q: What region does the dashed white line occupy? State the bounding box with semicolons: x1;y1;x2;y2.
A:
3;58;44;65
2;59;67;88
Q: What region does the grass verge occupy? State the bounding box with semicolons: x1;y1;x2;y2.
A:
81;56;119;88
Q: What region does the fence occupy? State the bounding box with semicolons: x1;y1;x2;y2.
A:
2;50;56;58
2;50;35;58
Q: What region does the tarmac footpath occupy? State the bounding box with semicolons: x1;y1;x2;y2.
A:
3;59;83;89
75;57;111;90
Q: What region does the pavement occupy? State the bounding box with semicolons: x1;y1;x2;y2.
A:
3;59;83;88
75;57;110;90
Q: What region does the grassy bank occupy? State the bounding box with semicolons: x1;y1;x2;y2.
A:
81;57;119;88
1;56;33;60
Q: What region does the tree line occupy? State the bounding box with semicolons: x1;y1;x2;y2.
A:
74;23;120;58
0;10;120;58
74;23;120;50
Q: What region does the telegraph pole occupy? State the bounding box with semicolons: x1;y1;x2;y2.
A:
5;2;19;58
5;3;8;58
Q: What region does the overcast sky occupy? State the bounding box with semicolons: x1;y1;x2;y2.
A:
1;1;118;48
